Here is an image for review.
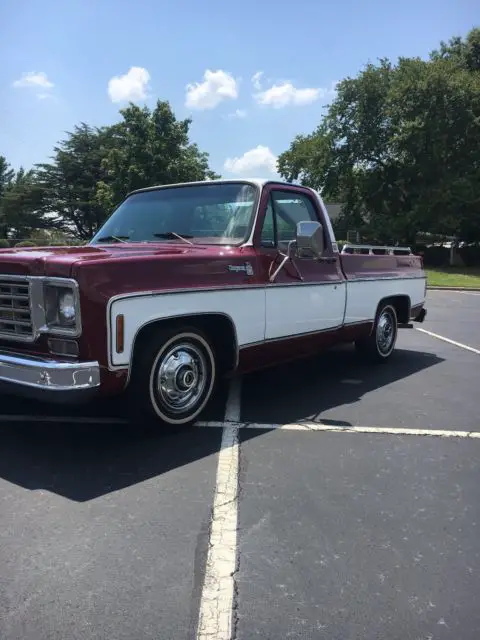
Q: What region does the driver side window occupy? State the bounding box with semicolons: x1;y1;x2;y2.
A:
260;199;275;247
260;190;319;247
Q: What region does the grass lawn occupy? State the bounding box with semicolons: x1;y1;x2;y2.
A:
426;267;480;288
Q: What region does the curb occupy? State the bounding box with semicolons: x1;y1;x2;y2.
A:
427;286;480;292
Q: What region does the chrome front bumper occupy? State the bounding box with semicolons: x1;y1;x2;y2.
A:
0;350;100;402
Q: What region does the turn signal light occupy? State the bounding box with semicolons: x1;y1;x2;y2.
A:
116;314;125;354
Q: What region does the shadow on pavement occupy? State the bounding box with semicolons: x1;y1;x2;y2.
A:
0;420;229;503
0;376;230;420
0;347;445;502
0;379;237;502
241;345;445;424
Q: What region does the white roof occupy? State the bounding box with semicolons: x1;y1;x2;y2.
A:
132;177;286;193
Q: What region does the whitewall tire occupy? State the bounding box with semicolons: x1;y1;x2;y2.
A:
129;326;216;427
355;303;398;363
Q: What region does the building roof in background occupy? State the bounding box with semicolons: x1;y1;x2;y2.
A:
324;203;344;221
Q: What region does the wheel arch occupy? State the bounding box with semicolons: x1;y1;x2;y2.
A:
369;294;411;334
125;312;239;387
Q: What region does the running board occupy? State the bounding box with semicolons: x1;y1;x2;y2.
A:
399;323;414;329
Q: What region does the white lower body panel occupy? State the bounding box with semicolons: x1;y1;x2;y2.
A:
107;277;426;368
109;288;266;367
265;282;346;340
344;277;426;324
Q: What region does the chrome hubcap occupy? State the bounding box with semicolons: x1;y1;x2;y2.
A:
376;309;395;354
155;342;207;414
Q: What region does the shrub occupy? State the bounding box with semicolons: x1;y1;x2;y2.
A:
14;240;37;248
459;244;480;267
419;245;449;267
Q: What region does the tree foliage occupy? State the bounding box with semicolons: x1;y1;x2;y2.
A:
96;101;219;215
1;100;219;241
278;27;480;245
35;123;116;239
2;29;480;248
430;27;480;72
0;157;46;239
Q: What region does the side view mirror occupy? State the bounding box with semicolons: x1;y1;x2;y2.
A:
268;220;325;283
295;221;324;258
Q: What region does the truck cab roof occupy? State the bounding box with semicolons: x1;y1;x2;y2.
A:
129;178;307;196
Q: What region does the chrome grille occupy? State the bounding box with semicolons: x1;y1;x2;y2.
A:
0;278;33;340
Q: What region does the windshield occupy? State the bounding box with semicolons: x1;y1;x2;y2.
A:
90;182;259;246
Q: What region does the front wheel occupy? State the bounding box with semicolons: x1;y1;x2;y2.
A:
128;326;216;427
355;303;398;363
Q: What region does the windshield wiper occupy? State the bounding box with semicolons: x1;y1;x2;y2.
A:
153;231;194;245
95;235;130;244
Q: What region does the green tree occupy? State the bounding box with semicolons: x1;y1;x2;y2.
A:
0;156;15;238
388;55;480;243
430;27;480;72
0;158;47;240
35;123;114;240
278;28;480;245
96;99;220;213
0;156;15;197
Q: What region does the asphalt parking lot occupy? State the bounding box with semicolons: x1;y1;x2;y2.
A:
0;290;479;640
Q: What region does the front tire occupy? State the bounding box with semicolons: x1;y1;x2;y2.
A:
355;303;398;363
128;326;216;427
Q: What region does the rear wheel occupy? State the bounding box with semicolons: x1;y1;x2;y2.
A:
128;325;216;427
355;303;398;363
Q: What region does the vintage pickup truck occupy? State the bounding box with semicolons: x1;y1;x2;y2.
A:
0;179;427;426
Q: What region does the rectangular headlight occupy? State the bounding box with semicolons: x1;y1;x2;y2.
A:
43;282;81;336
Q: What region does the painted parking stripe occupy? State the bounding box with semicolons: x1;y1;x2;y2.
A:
196;377;242;640
1;415;478;438
196;421;480;438
415;327;480;355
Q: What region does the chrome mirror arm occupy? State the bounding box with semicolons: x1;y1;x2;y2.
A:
268;240;304;283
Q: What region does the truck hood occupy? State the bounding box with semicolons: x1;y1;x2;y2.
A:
0;242;216;277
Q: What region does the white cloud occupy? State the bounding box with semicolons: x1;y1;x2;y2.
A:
107;66;150;103
254;80;337;108
225;109;247;119
224;145;278;176
251;71;263;90
13;71;54;89
185;69;238;110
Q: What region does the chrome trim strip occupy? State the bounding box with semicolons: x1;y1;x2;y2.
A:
267;280;344;288
341;243;412;254
106;275;425;301
344;319;375;326
238;320;374;349
105;276;424;312
0;350;100;391
346;275;426;283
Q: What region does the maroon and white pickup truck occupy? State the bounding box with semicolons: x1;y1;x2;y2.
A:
0;179;427;426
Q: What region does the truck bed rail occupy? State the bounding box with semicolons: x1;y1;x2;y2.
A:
341;243;413;256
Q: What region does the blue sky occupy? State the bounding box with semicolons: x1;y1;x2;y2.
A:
1;0;477;178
